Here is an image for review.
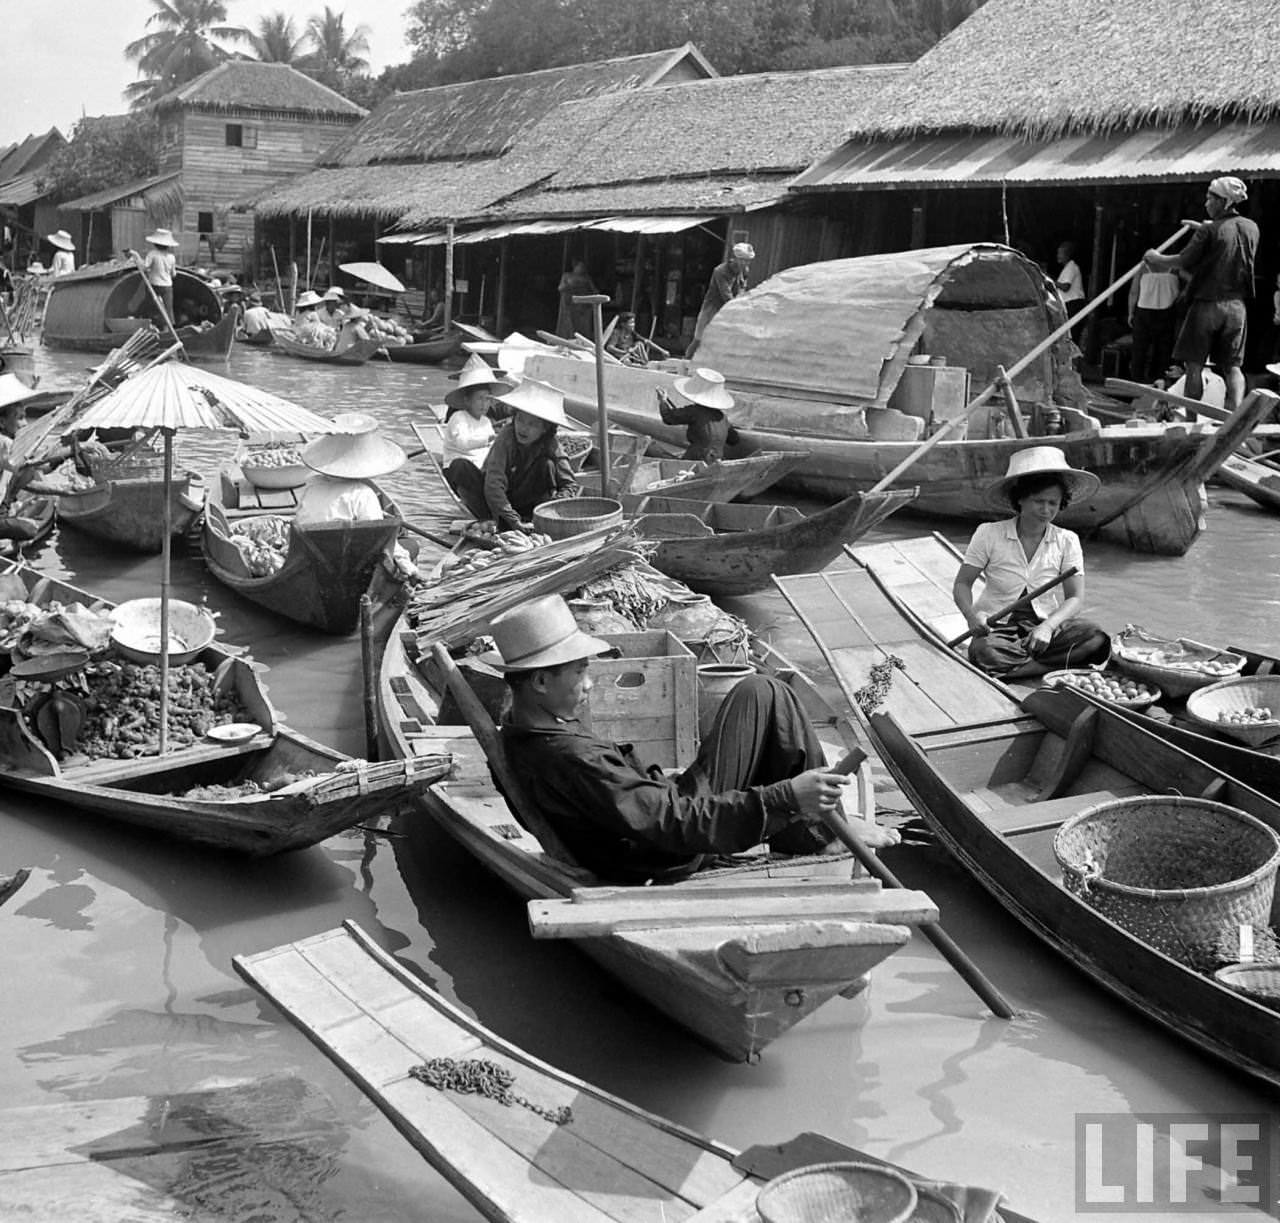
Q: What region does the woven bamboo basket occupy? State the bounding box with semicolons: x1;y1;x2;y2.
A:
1185;676;1280;747
1110;625;1244;698
560;433;593;472
532;496;622;540
87;449;165;482
1053;796;1280;969
755;1163;918;1223
1213;963;1280;1009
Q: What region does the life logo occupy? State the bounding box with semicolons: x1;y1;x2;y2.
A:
1075;1114;1276;1213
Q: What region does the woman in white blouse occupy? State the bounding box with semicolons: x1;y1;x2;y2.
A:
953;447;1110;678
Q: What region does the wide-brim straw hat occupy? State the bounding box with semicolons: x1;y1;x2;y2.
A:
46;230;75;251
0;373;39;412
731;242;755;261
494;377;568;428
26;262;47;275
479;594;613;673
673;367;734;413
445;354;514;411
295;290;324;309
302;411;405;479
145;228;179;248
323;286;345;301
984;445;1101;511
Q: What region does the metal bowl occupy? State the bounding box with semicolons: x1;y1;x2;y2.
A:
110;599;217;665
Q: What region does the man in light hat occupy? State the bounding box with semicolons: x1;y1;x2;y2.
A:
657;367;737;461
320;286;347;328
140;228;180;324
46;230;76;277
448;378;579;531
1144;176;1259;415
687;241;754;358
490;594;895;883
440;353;512;477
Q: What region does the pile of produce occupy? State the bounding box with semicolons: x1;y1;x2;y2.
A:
1217;706;1276;726
71;660;253;759
431;525;554;581
7;601;115;655
179;771;319;801
38;460;97;493
576;567;672;628
0;601;46;650
243;444;304;468
230;516;290;577
1112;625;1243;678
1048;669;1159;705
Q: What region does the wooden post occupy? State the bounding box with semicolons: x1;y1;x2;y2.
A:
630;233;645;314
360;594;379;761
305;208;313;291
496;237;509;335
158;429;174;756
443;222;454;330
1083;195;1106;362
575;293;612;495
910;199;926;248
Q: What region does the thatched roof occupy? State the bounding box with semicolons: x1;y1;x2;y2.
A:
320;44;713;167
843;0;1280;141
156;62;364;119
0;129;66;181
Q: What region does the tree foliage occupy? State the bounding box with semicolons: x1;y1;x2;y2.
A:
36;116;162;204
303;5;372;84
248;11;309;63
125;0;250;108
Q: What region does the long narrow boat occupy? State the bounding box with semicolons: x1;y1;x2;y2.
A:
0;564;450;854
383;331;464;364
234;920;1031;1223
201;465;403;634
1216;451;1280;513
43;261;235;360
775;563;1280;1089
378;591;935;1060
579;449;806;506
522;244;1278;555
271;330;385;366
56;471;205;554
638;487;915;596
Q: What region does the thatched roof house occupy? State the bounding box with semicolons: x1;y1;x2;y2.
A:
154;61;365;121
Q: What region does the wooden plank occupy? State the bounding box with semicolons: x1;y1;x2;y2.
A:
569;878;881;903
977;787;1144;837
529;888;938;938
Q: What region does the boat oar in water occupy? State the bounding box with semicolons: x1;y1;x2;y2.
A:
945;568;1078;649
822;748;1017;1020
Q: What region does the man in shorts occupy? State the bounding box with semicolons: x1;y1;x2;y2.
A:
1144;176;1259;415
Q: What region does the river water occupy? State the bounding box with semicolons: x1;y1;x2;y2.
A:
2;344;1277;1222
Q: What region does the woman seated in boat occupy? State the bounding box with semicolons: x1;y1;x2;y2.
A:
0;375;56;538
295;413;404;527
293;291;336;350
487;595;898;884
953;447;1110;679
332;306;379;356
448;378;579;532
440;355;511;487
656;368;738;462
320;286;347;327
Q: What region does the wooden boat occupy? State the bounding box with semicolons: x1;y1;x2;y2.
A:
201;462;403;634
234;919;1032;1223
0;868;29;908
522;244;1278;555
775;563;1280;1089
271;329;385;365
383;330;464;364
579;449;806;506
56;470;204;554
238;327;274;347
637;488;915;596
43;260;235;360
1216;451;1280;513
378;602;935;1061
0;496;56;559
0;563;450;855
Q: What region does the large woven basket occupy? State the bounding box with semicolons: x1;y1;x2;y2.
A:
1110;625;1244;698
1185;676;1280;748
1053;796;1280;969
755;1162;918;1223
532;496;622;540
87;449;165;482
1213;963;1280;1009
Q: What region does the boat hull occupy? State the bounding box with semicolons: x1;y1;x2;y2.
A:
272;331;385;365
57;472;204;553
384;333;463;363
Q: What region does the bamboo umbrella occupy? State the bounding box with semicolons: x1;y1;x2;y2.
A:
69;364;340;752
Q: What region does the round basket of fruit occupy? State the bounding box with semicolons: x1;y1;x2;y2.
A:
1041;667;1161;709
240;444;310;490
1185;676;1280;747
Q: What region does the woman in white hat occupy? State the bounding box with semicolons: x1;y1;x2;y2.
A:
448;377;578;530
320;285;347;328
295;413;404;527
440;354;512;477
293;290;336;350
953;446;1110;678
657;367;737;461
141;228;179;323
46;230;76;278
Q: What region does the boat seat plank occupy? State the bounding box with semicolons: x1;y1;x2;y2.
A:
62;734;275;786
973;787;1143;837
1035;707;1098;801
529;888;938;938
915;717;1041;750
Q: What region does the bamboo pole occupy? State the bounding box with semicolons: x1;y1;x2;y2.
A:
867;224;1193;496
575;294;612;496
128;251;184;349
270;246;285;314
946;568;1077;648
360;594;379;761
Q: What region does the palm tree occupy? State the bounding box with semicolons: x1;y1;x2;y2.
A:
125;0;250;107
249;10;309;63
304;6;372;83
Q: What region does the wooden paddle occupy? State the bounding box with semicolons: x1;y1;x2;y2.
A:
867;224;1194;496
819;748;1016;1020
946;567;1078;648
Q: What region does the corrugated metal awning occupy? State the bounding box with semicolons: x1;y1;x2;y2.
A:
585;215;707;234
60;172;182;211
376;231;430;245
0;172;47;207
794;120;1280;191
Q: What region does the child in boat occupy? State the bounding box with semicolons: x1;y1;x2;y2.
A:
441;355;511;484
952;447;1110;679
488;594;898;884
656;368;738;462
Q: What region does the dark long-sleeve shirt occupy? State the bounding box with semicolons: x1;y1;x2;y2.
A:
480;424;578;531
1175;212;1259;302
501;722;799;883
657;395;730;462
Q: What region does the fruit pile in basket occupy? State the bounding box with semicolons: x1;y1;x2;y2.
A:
1217;706;1276;726
1047;669;1160;706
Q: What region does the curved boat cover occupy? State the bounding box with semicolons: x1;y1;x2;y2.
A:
697;243;1056;407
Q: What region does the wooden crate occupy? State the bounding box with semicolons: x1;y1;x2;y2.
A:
584;630;697;769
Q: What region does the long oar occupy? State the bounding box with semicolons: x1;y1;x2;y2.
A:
945;567;1077;649
821;748;1016;1020
868;224;1194;496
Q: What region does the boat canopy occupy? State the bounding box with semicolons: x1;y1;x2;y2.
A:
697;243;1061;408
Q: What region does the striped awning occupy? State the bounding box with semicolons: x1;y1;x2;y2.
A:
794;119;1280;191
